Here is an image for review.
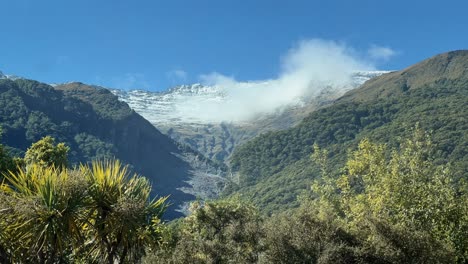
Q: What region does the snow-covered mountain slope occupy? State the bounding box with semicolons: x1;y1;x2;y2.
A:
0;71;21;80
111;71;388;125
112;84;224;125
111;71;389;162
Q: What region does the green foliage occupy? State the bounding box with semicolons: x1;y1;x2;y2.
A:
0;144;15;177
1;52;466;263
56;82;134;121
0;79;136;164
0;159;168;263
359;217;455;264
228;66;468;214
146;134;465;264
261;203;363;264
0;78;213;218
0;130;447;264
260;201;454;264
145;198;263;264
228;158;316;215
0;127;19;180
80;160;168;264
1;165;88;263
25;111;59;142
311;131;468;263
24;136;69;169
74;133;115;160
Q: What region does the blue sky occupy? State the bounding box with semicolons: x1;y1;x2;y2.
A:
0;0;467;91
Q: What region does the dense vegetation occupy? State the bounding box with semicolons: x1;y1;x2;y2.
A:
0;79;220;218
2;130;466;263
1;51;467;263
228;50;468;214
0;137;167;263
144;130;468;263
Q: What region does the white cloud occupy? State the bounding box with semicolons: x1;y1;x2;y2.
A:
172;39;377;123
199;72;236;86
368;44;397;61
113;73;150;90
167;69;188;83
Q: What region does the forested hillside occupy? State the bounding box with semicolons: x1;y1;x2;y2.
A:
0;79;222;218
1;51;467;264
228;50;468;214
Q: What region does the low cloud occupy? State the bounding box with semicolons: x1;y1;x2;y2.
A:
173;39;377;123
167;69;188;83
368;44;397;61
113;73;150;90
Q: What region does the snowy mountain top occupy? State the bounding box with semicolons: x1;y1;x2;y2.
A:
114;71;391;96
111;71;390;125
0;71;22;81
1;69;390;125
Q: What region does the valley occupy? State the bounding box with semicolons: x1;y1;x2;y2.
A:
2;1;467;262
0;51;467;263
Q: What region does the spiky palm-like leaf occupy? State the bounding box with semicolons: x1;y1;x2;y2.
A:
2;165;88;263
81;160;168;264
0;160;167;263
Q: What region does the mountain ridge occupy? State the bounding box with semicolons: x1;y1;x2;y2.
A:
227;50;468;214
339;50;468;102
0;71;21;81
0;78;225;218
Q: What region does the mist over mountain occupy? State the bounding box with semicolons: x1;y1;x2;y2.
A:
111;40;389;162
0;40;391;218
0;50;467;264
228;50;468;214
112;71;387;125
191;39;373;123
2;49;465;221
2;0;468;261
115;40;383;124
111;71;386;162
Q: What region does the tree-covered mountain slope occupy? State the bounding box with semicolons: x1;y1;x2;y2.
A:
228;50;468;214
0;79;225;218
